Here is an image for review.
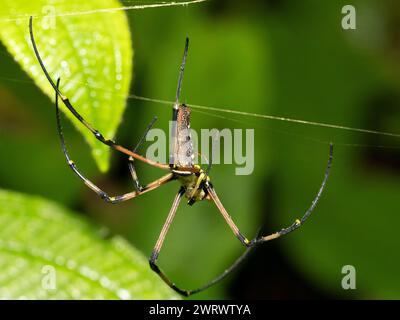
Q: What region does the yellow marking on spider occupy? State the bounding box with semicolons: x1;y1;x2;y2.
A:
189;172;206;199
263;233;280;241
109;196;116;202
68;160;74;165
295;219;301;225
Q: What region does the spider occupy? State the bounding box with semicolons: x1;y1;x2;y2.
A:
29;16;333;297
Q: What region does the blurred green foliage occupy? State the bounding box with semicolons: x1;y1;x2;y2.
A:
0;0;133;171
0;189;179;299
0;0;399;299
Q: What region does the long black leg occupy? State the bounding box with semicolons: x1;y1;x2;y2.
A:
55;78;174;203
175;37;189;106
251;143;333;245
207;143;334;247
29;16;169;170
128;117;158;192
149;187;258;297
185;238;257;296
158;246;256;297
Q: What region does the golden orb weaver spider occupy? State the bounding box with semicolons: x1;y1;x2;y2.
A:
29;16;333;297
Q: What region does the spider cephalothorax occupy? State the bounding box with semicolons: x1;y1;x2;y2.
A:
29;16;333;297
174;165;210;205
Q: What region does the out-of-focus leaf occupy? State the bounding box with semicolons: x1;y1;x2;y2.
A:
0;0;133;171
0;189;180;299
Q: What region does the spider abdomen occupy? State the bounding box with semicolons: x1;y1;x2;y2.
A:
173;104;194;168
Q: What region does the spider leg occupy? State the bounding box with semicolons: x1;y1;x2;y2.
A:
149;187;191;296
183;241;256;296
55;78;174;204
149;186;256;297
128;116;158;192
206;185;252;246
29;16;169;170
206;143;334;247
149;144;332;297
251;143;333;245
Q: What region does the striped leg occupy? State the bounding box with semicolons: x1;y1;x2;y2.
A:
149;187;188;295
206;143;333;247
206;185;251;246
153;240;255;297
149;186;258;297
29;16;169;171
55;78;174;204
250;143;333;245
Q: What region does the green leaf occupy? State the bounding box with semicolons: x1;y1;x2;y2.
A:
0;189;180;299
0;0;133;171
